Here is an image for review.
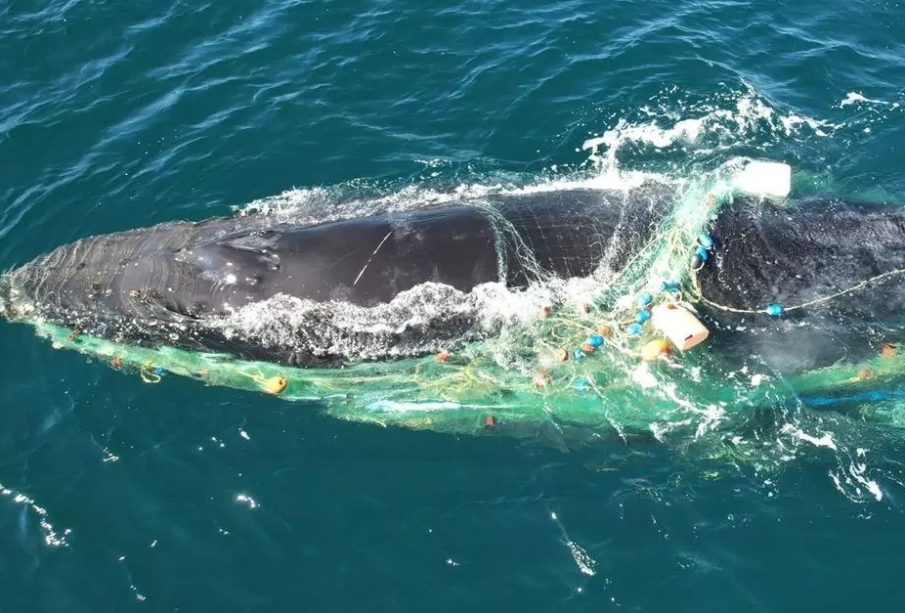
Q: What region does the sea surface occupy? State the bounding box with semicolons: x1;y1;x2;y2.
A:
2;0;905;610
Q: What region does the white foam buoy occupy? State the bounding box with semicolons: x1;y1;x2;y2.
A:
732;161;792;198
651;303;710;351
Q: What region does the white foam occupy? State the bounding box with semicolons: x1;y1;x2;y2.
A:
694;404;726;439
631;364;659;389
581;116;706;168
368;400;462;413
840;92;869;107
849;462;883;502
780;424;837;451
849;449;883;501
234;171;660;224
582;116;709;172
839;91;890;108
828;450;884;503
732;161;791;198
581;87;837;174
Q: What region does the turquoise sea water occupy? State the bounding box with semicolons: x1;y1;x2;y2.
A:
3;0;905;610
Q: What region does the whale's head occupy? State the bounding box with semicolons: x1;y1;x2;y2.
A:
0;222;224;341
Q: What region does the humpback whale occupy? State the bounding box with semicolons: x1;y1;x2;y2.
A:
3;184;905;436
3;187;904;370
0;187;672;366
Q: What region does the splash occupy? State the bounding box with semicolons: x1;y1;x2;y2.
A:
582;85;839;174
839;91;897;108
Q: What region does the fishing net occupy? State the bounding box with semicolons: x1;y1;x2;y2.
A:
26;158;902;439
11;151;905;442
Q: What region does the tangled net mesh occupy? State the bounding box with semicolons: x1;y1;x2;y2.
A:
25;156;905;439
30;159;819;436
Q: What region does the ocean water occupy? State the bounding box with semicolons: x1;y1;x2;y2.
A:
3;0;905;610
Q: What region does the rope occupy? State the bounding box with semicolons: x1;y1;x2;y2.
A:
691;265;905;315
140;363;161;384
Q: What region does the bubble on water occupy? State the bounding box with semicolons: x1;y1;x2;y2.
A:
0;481;70;547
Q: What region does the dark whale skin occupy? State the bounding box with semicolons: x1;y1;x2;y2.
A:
2;189;903;371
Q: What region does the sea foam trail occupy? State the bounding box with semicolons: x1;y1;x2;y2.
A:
234;86;834;226
582;87;838;172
